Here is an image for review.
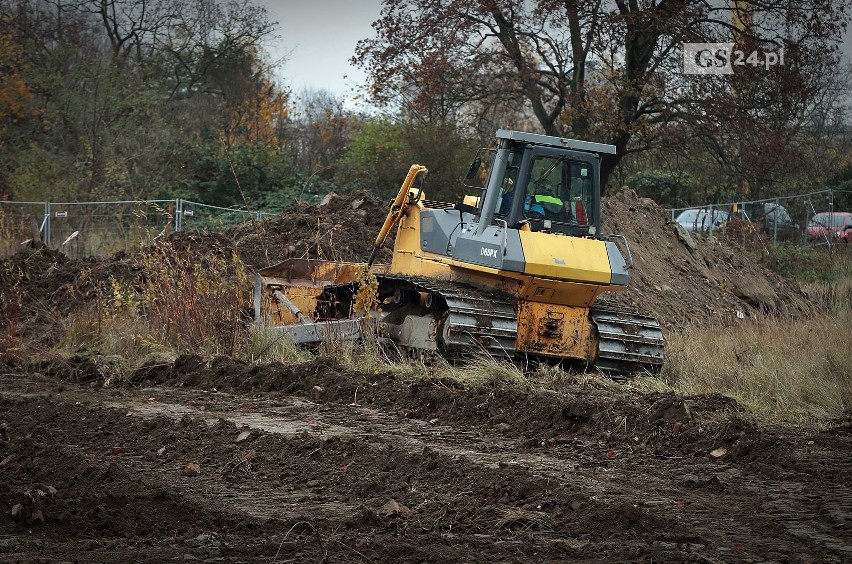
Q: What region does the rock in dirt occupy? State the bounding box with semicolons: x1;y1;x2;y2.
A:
652;398;693;423
377;499;412;518
675;223;698;254
32;485;57;497
710;447;728;459
30;509;45;524
235;430;252;443
182;462;201;477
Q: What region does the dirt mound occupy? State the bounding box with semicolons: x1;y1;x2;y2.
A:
24;352;768;459
0;248;144;347
224;190;392;268
600;189;813;330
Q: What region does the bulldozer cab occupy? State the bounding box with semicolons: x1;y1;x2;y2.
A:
466;130;612;238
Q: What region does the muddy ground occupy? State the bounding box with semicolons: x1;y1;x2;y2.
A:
1;357;851;562
1;189;846;561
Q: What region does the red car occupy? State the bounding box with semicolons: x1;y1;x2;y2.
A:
806;212;852;243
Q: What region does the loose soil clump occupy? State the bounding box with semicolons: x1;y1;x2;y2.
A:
226;190;393;268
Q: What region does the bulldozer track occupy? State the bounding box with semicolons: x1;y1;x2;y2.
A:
378;275;519;356
376;275;665;373
589;308;665;374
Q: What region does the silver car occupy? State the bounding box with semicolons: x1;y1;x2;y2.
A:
675;207;729;233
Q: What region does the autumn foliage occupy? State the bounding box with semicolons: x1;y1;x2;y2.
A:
0;27;31;141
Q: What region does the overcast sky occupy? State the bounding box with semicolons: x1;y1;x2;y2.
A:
262;0;383;101
262;1;852;106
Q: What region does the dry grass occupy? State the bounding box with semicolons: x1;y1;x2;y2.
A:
318;324;429;380
801;276;852;313
662;306;852;426
50;241;251;380
0;278;23;354
57;303;177;383
663;251;852;427
245;325;313;364
442;352;531;388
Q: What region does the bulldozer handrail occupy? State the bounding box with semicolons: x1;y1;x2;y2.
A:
368;164;428;266
606;234;634;270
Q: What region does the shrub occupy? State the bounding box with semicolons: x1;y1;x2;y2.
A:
764;244;838;282
139;242;250;356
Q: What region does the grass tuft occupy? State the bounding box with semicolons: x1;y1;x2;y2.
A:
56;303;177;382
442;352;530;388
245;325;314;364
319;324;429;380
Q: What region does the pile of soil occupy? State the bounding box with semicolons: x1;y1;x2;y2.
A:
600;189;813;330
225;190;393;268
0;248;143;347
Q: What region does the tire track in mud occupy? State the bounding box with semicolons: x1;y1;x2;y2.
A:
1;372;850;562
108;382;852;562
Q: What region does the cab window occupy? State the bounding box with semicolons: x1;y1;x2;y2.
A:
523;156;592;226
494;150;523;217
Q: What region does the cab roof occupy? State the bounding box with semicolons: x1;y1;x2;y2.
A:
496;129;617;155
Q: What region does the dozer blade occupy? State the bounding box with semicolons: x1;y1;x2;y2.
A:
276;318;363;344
253;258;387;342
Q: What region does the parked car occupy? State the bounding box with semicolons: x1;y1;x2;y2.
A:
806;211;852;243
675;207;729;234
733;202;800;241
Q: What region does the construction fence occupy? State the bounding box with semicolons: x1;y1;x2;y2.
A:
0;198;269;258
668;189;852;247
2;190;850;258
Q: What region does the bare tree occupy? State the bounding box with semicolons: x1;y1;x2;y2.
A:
354;0;849;186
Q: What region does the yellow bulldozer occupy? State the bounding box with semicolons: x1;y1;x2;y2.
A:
254;130;664;373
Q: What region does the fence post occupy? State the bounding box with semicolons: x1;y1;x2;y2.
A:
175;199;182;232
44;201;51;247
804;195;810;246
709;203;714;234
774;197;779;245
